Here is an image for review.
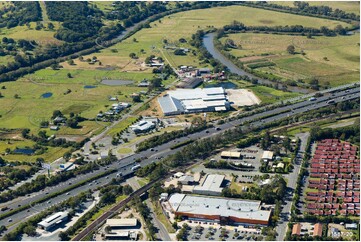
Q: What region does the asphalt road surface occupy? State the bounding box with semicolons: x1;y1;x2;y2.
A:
275;132;310;241
0;86;359;235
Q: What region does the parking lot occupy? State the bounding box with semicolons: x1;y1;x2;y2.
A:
191;145;266;179
185;224;263;241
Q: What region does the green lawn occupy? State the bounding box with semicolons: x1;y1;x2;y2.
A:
248;85;300;104
107;117;138;136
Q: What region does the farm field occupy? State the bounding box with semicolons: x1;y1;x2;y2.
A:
220;32;360;86
273;1;360;15
84;5;351;70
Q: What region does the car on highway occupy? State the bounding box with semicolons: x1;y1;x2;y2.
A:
66;192;70;195
8;218;12;222
215;127;221;131
47;201;51;204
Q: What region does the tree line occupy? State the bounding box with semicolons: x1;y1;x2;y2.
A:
245;1;360;22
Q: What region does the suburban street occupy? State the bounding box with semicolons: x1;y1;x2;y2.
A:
275;132;310;241
0;86;359;237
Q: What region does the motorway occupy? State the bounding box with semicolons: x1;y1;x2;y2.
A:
0;86;359;236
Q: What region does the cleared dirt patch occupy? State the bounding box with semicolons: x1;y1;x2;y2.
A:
227;89;261;106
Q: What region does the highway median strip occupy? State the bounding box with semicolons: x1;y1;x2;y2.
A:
0;169;116;223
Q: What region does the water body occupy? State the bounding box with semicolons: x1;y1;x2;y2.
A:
41;92;53;98
206;81;237;89
202;32;310;94
84;85;97;89
101;80;134;86
13;148;35;155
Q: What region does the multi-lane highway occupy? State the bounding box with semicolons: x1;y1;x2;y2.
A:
0;86;359;236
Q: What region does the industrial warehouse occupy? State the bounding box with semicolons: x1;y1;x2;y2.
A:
166;193;271;226
158;87;230;116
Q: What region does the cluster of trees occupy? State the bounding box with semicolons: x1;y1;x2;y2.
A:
135;163;168;181
310;119;360;145
152;64;175;81
0;37;36;57
99;184;133;207
204;159;253;170
0;2;41;29
46;1;103;42
0;159;39;192
136;122;208;152
176;223;190;241
106;1;168;27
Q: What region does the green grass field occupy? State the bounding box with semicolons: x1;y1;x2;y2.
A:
248;85;300;104
221;32;360;86
0;21;62;44
273;1;360;15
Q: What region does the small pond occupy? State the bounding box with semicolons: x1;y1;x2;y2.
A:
101;80;134;86
13;148;35;155
41;92;53;98
84;85;97;89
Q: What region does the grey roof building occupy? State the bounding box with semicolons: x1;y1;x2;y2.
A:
193;174;225;196
168;193;271;226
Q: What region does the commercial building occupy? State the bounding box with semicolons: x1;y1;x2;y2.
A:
168;193;271;226
59;162;74;171
262;151;274;162
38;211;68;231
130;119;157;133
193;174;225;196
220;151;242;159
105;218;138;229
158;87;230;116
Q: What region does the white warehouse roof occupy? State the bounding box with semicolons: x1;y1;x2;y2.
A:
193;174;225;195
38;211;68;229
158;87;229;115
262;151;274;160
106;218;138;227
168;193;271;223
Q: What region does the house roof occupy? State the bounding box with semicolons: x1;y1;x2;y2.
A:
292;223;301;235
313;223;323;237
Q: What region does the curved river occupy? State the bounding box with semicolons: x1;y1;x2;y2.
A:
202;32;311;94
